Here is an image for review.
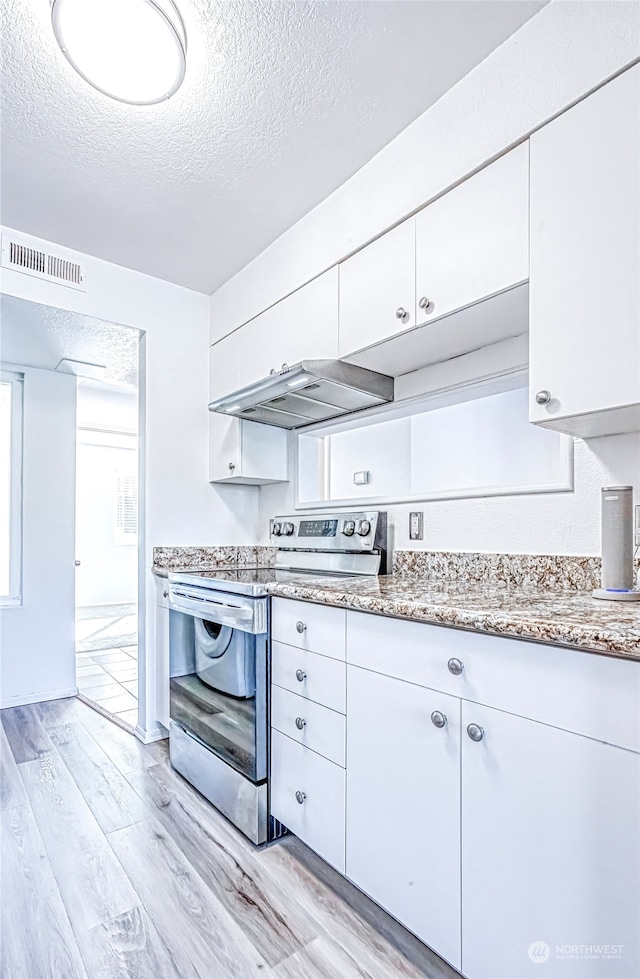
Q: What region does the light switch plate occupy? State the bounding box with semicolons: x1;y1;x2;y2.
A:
409;511;423;540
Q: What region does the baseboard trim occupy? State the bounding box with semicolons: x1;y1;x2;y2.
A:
134;722;169;744
0;686;78;710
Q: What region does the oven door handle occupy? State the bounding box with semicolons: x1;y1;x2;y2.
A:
168;587;267;635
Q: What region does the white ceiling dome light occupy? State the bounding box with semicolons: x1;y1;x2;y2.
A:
50;0;187;106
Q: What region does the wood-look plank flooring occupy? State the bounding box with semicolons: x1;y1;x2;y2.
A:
0;697;460;979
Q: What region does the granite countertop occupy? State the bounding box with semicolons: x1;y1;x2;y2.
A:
264;575;640;661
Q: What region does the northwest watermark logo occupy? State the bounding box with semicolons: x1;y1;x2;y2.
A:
528;942;550;964
528;941;624;964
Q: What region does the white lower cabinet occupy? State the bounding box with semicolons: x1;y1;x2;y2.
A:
156;603;170;730
270;602;640;979
270;729;345;873
461;702;640;979
346;666;462;971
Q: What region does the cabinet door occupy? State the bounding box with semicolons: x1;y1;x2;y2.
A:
416;142;528;325
338;218;416;357
271;730;345;873
156;605;170;730
208;412;241;482
462;702;640;979
209;331;239;403
237;305;281;390
529;65;640;433
346;666;461;970
280;267;339;366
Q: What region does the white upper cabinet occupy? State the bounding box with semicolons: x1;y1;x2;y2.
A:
338;147;529;374
338;218;416;358
209;330;238;403
529;65;640;437
415;142;529;324
237;267;339;391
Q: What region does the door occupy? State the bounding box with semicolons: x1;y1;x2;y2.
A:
529;64;640;428
339;218;416;357
346;665;461;970
415;142;529;326
461;702;640;979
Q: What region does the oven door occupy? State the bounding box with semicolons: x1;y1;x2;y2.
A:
168;584;268;784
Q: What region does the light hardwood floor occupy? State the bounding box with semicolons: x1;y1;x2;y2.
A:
0;697;460;979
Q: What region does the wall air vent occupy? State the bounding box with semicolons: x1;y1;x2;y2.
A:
1;233;86;291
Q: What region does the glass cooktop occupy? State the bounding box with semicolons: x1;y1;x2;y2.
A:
167;566;352;597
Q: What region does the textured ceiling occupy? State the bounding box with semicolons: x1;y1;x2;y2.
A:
0;295;140;387
1;0;546;294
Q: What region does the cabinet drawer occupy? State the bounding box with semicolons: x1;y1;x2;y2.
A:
272;599;346;659
270;730;345;872
272;641;346;713
272;685;345;767
347;611;640;752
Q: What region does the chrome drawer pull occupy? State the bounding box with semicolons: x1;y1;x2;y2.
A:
295;669;307;682
296;621;307;634
447;657;464;676
431;710;447;728
467;723;485;743
295;790;306;804
295;717;306;730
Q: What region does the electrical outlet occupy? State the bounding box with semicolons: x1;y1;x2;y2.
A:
409;511;423;541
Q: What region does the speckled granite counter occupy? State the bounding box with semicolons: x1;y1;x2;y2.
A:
265;576;640;661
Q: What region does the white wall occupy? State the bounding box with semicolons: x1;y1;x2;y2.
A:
0;366;77;708
261;430;640;557
210;1;640;340
0;227;259;734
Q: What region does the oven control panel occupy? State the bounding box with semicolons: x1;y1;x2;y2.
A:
270;511;386;552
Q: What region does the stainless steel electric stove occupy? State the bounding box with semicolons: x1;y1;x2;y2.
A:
166;510;387;844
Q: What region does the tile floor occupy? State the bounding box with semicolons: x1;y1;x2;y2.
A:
76;603;138;730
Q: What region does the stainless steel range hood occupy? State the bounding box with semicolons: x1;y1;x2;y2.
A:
208;360;394;429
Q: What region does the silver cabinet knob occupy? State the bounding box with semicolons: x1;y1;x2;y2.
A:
431;710;447;728
295;717;306;730
269;368;277;375
395;307;409;321
535;390;551;405
281;363;289;371
418;296;433;311
228;462;236;471
296;621;307;634
163;590;168;599
467;723;484;742
295;669;306;682
447;657;464;676
295;790;306;804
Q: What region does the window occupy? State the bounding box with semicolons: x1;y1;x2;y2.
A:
115;470;138;545
296;382;573;508
0;371;23;605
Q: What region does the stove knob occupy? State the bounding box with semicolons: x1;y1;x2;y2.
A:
272;521;283;537
356;519;371;537
342;520;356;537
282;521;295;536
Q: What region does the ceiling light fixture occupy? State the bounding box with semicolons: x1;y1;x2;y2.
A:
50;0;187;106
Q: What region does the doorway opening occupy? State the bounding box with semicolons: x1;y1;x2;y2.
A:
75;379;139;730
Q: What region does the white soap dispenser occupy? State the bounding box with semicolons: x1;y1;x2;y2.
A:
592;486;640;601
